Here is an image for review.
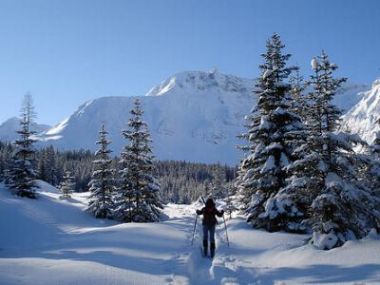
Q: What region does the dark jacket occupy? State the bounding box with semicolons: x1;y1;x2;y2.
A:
196;199;224;227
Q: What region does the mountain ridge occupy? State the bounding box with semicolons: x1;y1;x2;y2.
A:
0;70;371;164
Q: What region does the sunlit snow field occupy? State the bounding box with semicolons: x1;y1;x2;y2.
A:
1;181;380;285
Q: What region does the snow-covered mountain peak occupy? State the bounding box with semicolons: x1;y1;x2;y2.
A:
145;70;252;97
0;70;370;164
372;78;380;88
35;71;256;164
341;78;380;143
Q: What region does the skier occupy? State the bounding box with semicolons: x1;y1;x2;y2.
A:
196;198;224;258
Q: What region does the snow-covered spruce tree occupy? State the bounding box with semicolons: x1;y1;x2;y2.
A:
289;69;308;123
114;99;162;222
87;124;115;219
236;34;308;232
224;184;238;219
7;93;38;198
306;51;380;249
38;146;58;186
360;128;380;215
203;183;212;199
58;169;75;199
0;143;14;183
308;52;345;135
211;166;226;199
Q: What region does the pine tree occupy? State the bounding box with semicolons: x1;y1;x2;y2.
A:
0;142;14;183
305;52;379;249
236;34;306;232
203;182;212;199
114;99;162;222
308;51;346;136
224;184;237;220
7;93;38;198
289;69;308;122
87;125;115;219
211;165;225;199
358;127;380;229
58;169;75;199
371;126;380;157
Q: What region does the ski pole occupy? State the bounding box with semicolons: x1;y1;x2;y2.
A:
222;214;230;247
191;214;198;246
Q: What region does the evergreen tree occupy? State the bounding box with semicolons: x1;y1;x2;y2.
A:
224;184;237;220
371;125;380;158
308;51;346;136
367;131;380;206
236;34;305;232
357;127;380;229
7;93;38;198
305;52;379;249
0;142;14;182
289;69;308;122
44;146;58;186
87;125;115;219
114;99;163;222
211;165;225;199
203;182;212;199
58;169;75;199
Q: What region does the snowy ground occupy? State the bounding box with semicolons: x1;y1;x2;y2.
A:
1;182;380;285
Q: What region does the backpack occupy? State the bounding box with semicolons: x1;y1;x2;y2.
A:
203;206;217;226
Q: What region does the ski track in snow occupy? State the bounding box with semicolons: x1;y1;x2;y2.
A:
1;183;380;285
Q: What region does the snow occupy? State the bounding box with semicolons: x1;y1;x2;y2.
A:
261;155;276;173
312;231;339;250
2;182;380;284
262;69;272;79
280;152;289;167
311;58;319;70
35;71;256;165
0;70;366;165
259;116;271;130
341;78;380;144
43;117;69;136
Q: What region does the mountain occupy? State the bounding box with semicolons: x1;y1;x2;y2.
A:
38;71;369;164
0;117;50;142
341;79;380;144
40;71;255;164
0;70;369;164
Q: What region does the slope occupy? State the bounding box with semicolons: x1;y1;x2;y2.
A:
341;79;380;143
1;182;380;284
0;117;50;143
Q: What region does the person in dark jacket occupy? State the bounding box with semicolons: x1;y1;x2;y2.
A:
196;198;224;258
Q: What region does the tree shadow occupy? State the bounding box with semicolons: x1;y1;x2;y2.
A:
256;264;380;284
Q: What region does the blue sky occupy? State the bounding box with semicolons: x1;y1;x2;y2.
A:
0;0;379;125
